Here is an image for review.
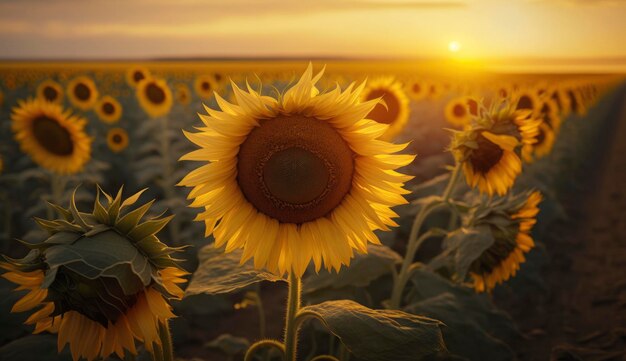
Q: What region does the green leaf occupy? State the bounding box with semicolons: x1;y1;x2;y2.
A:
303;245;401;294
405;269;518;361
120;188;148;211
69;187;91;231
185;245;285;296
204;334;250;356
116;199;155;234
428;226;495;280
93;188;110;225
127;215;174;241
300;300;446;361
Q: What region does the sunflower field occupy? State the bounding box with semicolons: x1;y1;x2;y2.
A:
0;61;624;361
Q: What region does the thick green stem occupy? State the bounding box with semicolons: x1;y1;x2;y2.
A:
284;273;302;361
158;116;180;245
389;162;461;309
157;320;175;361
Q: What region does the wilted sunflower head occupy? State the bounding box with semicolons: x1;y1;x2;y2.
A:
136;77;173;118
179;64;414;277
107;127;129;153
37;80;64;104
11;98;92;174
194;75;218;99
95;95;122;124
452;99;541;196
126;66;151;88
464;190;542;292
67;76;99;110
360;77;410;140
1;187;187;361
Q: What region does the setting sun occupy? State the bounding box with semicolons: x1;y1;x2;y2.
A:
448;41;461;53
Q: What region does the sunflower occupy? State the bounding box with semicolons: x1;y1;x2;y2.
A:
467;191;542;293
1;187;187;361
194;75;218;99
360;77;410;140
452;100;541;196
513;89;541;116
494;84;512;101
175;83;191;105
136;77;173;118
539;98;562;133
95;95;122;124
426;82;442;100
407;79;427;101
126;66;151;88
36;80;64;104
11;98;91;174
522;122;555;163
444;96;480;128
566;88;586;115
67;76;99;110
179;65;414;277
107;128;129;153
547;86;571;117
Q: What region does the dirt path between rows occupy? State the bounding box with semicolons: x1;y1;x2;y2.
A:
508;91;626;361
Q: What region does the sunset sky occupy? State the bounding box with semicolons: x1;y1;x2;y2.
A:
0;0;625;62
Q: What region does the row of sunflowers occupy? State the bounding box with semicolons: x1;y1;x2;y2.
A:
0;62;623;361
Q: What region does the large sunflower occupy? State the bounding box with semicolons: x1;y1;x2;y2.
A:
179;65;414;276
468;191;542;293
452;100;541;196
360;77;410;140
136;77;173;118
194;75;218;99
107;127;129;153
513;89;541;117
1;187;187;361
67;76;99;110
126;66;151;88
95;95;122;124
36;79;64;104
11;98;91;174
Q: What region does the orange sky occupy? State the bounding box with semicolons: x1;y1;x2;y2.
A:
0;0;625;63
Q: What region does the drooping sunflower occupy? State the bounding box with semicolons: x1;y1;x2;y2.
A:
452;99;541;196
1;187;187;361
194;75;218;99
107;128;129;153
136;77;173;118
360;77;410;140
444;96;479;128
175;83;191;105
126;66;151;88
36;80;64;104
95;95;122;124
11;98;91;174
179;65;414;277
522;122;556;163
67;76;99;110
467;191;542;293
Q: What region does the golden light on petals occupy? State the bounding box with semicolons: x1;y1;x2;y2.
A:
360;77;410;140
95;95;122;124
107;127;129;153
36;80;64;104
179;65;414;276
67;76;99;110
136;77;173;118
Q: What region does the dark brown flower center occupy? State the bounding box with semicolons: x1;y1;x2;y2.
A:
214;73;223;82
568;91;579;112
145;82;166;104
102;102;115;115
74;83;91;101
112;134;123;144
237;115;354;224
365;89;400;125
201;81;211;91
43;86;58;101
133;71;145;83
412;83;421;93
470;132;504;174
32;116;74;156
499;88;508;98
516;95;533;111
452;104;466;118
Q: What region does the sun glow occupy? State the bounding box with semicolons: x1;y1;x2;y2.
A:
448;41;461;53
